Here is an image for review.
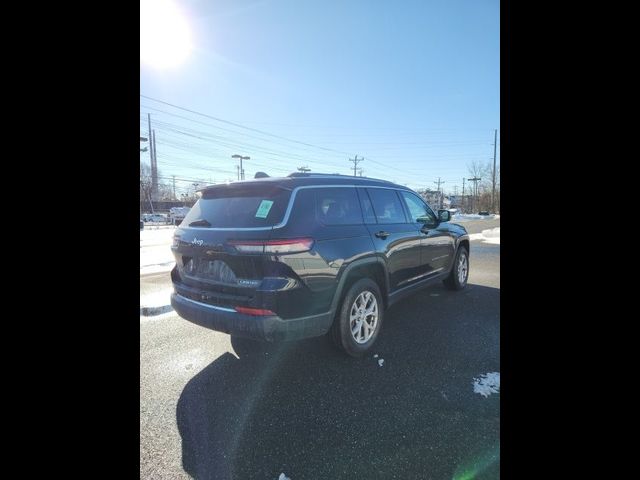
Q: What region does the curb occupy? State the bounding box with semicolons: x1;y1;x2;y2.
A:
140;270;173;278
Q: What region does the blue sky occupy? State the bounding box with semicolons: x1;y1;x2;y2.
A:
140;0;499;196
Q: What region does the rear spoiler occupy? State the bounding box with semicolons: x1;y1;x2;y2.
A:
198;181;292;196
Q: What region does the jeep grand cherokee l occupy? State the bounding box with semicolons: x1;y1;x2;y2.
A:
170;173;470;357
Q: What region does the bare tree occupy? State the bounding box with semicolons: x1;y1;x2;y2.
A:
140;161;175;205
467;160;499;213
140;162;153;212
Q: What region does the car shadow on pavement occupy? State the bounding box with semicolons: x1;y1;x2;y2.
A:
176;283;500;480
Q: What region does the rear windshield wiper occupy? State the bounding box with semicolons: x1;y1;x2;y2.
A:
188;219;211;227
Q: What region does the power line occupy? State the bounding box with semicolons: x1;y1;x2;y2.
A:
140;98;492;187
141;97;461;182
140;108;497;136
142;122;481;185
142;118;354;171
142;114;493;165
141;94;353;156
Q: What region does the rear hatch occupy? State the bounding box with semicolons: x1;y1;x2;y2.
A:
171;181;301;310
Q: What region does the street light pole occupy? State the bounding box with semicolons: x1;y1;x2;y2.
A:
468;177;481;213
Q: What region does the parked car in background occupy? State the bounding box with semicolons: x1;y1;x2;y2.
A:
170;207;191;225
170;173;470;357
478;211;490;216
145;213;168;223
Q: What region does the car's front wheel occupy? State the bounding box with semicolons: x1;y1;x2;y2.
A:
443;245;469;290
331;278;384;357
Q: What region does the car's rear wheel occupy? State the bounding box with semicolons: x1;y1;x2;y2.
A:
331;278;384;357
443;245;469;290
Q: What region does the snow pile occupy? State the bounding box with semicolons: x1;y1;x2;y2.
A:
140;227;176;275
451;213;500;222
378;359;385;367
473;372;500;397
140;288;173;308
469;227;500;245
278;474;291;480
140;226;176;247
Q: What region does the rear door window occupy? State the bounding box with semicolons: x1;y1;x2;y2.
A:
313;187;362;225
357;188;377;224
181;184;292;228
366;188;408;224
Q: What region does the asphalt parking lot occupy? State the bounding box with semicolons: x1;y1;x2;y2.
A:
140;220;500;479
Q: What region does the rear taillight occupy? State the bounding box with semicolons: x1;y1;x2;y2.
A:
228;238;314;254
234;306;276;316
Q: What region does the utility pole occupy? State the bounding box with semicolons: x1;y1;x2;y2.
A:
236;165;240;181
434;177;445;209
297;166;311;173
462;178;466;213
468;177;481;213
349;155;363;177
147;114;153;165
358;168;364;177
232;154;250;180
147;114;158;201
172;175;176;200
151;129;158;201
491;129;498;213
147;188;154;214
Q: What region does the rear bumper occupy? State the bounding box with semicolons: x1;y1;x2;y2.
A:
171;293;334;342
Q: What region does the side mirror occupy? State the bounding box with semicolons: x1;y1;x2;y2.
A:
438;210;451;222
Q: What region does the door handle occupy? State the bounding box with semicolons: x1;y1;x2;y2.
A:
375;231;391;239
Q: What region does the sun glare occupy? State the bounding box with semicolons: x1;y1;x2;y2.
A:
140;0;193;69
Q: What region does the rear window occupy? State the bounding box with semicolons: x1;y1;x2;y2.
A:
181;185;292;228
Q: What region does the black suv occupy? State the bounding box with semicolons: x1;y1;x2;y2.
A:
170;173;470;356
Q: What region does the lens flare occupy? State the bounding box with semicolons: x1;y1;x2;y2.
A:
452;443;500;480
140;0;193;69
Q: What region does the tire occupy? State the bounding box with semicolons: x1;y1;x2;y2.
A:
443;245;469;290
330;277;384;357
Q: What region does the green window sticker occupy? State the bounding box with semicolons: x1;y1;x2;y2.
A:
255;200;274;218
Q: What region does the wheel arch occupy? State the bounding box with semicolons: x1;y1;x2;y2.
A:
331;257;389;314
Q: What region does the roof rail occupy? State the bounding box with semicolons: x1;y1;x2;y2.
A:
287;172;352;178
287;172;394;183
